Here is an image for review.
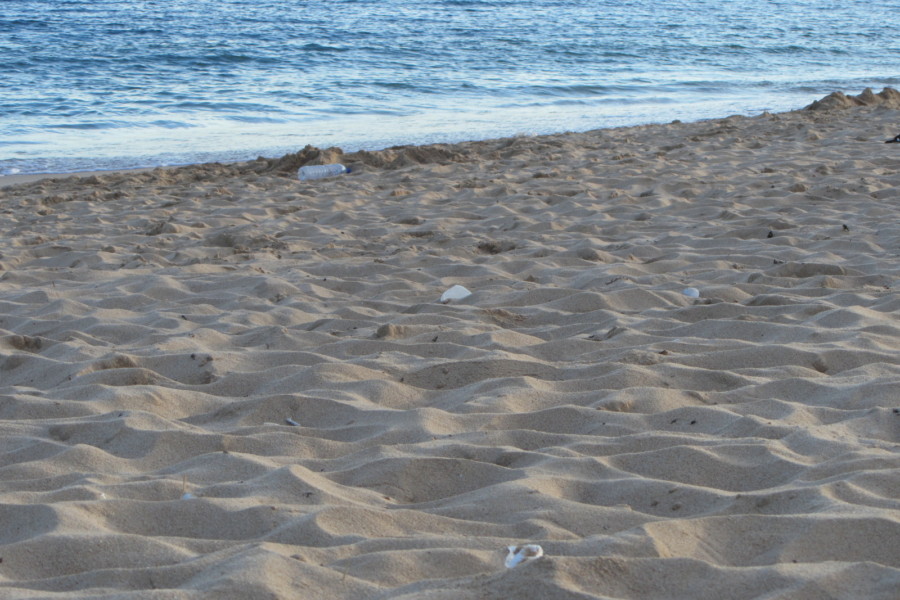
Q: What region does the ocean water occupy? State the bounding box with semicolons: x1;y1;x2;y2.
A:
2;0;899;176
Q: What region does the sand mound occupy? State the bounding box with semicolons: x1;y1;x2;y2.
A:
261;142;482;175
263;144;348;174
806;86;900;110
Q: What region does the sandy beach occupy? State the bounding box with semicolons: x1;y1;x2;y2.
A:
1;89;899;599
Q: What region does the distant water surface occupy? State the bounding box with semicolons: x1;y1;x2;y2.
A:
2;0;899;175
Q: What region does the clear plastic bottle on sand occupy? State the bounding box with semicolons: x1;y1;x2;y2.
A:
298;163;350;181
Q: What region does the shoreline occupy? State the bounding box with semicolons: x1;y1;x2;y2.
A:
0;94;822;183
0;95;833;189
3;87;898;191
0;112;831;189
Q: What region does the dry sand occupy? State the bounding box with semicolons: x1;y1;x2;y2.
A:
1;89;899;599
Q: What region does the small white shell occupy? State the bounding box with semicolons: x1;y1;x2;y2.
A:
505;544;544;568
440;284;472;303
682;287;700;298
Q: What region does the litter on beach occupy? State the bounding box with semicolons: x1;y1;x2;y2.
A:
440;285;472;303
505;544;544;568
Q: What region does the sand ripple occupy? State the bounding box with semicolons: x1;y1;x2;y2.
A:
1;98;899;599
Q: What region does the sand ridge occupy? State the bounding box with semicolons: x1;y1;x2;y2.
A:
1;94;899;598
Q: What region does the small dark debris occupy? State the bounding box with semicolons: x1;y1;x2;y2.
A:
432;335;439;342
659;349;669;355
690;420;697;425
767;230;774;238
773;258;785;264
842;224;850;232
477;241;506;254
181;315;187;320
670;419;678;424
190;353;196;360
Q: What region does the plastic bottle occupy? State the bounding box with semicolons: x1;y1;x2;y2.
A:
298;163;350;181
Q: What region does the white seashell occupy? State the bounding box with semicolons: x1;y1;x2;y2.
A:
505;544;544;568
682;287;700;298
440;284;472;303
285;417;300;426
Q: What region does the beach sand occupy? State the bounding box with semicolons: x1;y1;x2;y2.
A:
1;89;899;599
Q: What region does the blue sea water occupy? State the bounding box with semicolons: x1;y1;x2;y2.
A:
2;0;899;176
